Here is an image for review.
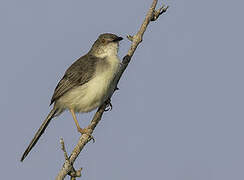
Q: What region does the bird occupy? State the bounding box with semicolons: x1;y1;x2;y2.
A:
21;33;123;162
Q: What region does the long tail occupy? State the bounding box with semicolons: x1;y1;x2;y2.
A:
20;108;57;162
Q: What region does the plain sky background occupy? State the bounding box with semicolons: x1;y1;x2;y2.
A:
1;0;244;179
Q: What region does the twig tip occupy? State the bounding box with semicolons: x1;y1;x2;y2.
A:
127;35;134;42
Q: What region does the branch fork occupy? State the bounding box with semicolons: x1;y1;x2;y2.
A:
59;138;82;180
151;4;169;21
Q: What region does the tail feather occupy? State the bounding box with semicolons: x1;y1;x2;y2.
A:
20;108;57;162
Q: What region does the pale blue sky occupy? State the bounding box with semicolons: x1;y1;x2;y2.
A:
1;0;244;179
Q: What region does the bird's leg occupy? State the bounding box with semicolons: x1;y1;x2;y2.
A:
70;108;83;133
69;109;95;142
105;98;113;111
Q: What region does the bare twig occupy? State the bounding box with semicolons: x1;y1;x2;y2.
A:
60;138;69;161
58;138;82;180
151;4;169;21
56;0;168;179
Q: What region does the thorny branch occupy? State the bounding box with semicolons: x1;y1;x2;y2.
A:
55;0;168;179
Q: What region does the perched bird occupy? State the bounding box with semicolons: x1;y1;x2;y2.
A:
21;33;123;162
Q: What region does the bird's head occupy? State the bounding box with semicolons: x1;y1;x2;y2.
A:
90;33;123;58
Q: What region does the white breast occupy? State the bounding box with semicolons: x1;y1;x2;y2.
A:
57;55;120;113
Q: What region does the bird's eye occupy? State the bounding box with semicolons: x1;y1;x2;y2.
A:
101;39;106;44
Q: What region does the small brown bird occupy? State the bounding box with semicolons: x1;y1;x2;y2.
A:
21;33;123;161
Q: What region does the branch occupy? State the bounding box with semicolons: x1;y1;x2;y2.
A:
56;0;168;179
58;138;82;180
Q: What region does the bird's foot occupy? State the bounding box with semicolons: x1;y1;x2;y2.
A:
105;99;113;111
77;127;95;143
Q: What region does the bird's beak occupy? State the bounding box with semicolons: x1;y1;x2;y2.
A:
112;36;123;42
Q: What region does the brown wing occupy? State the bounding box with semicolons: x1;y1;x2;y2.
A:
50;54;99;105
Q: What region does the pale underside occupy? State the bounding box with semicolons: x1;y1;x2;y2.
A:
55;54;120;114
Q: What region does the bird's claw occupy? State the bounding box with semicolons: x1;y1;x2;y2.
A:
88;135;95;143
105;99;113;111
77;127;95;143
